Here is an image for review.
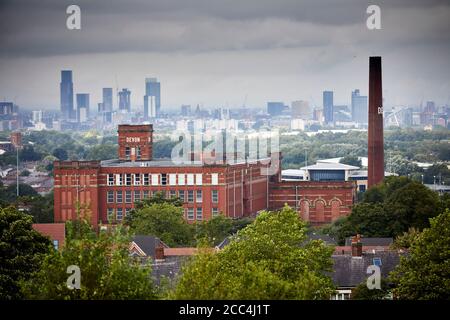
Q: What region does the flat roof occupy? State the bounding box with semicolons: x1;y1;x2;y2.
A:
100;157;271;168
301;162;360;171
281;169;305;176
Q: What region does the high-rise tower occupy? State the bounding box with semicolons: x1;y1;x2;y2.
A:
368;56;384;188
118;88;131;112
144;78;160;119
60;70;74;120
323;91;334;124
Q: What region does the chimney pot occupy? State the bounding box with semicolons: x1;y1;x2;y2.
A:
155;246;165;261
351;234;363;257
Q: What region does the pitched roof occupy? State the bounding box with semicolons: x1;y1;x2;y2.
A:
344;237;393;247
331;251;401;288
131;235;168;258
306;232;337;245
32;223;65;248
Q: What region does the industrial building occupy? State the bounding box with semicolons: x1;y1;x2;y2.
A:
53;124;357;227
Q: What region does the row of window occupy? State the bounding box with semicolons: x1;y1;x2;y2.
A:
107;206;220;221
106;189;219;204
107;173;219;187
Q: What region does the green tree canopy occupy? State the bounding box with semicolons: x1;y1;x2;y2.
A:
20;219;158;300
0;207;51;300
52;147;68;161
171;205;335;299
322;177;444;244
126;201;195;247
390;210;450;300
351;278;391;300
340;155;362;167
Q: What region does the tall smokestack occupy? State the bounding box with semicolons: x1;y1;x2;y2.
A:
368;56;384;188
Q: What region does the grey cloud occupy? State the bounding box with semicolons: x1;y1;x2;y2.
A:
0;0;449;57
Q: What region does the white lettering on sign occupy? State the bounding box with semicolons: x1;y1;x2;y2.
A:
378;106;383;115
126;137;140;143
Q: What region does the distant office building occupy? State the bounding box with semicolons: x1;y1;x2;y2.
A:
118;88;131;112
291;100;312;119
351;89;368;124
323;91;334;124
60;70;74;120
181;105;191;116
32;110;43;123
102;88;113;123
144;78;161;119
103;88;113;111
424;101;436;113
267;102;285;117
0;102;14;115
76;94;90;122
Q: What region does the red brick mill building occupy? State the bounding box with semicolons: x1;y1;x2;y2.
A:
53;125;356;227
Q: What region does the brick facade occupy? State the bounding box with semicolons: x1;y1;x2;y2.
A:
269;181;356;225
54;125;356;226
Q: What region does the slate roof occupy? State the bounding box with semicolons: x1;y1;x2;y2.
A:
330;251;401;288
216;236;232;249
344;237;393;247
131;235;168;258
306;232;337;245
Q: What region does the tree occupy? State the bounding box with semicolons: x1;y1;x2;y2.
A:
19;170;30;177
323;177;443;244
195;215;234;246
52;147;68;161
332;203;399;244
351;278;391;300
0;207;51;300
1;183;38;202
133;191;183;209
171;205;335;299
20;219;158;300
385;181;441;231
340;155;362;167
390;210;450;299
391;228;421;250
85;144;117;160
126;202;195;247
19;146;42;161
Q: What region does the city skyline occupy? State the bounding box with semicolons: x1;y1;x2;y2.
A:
0;0;449;110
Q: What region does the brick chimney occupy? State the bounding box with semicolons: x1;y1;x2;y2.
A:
351;234;363;257
155;246;165;261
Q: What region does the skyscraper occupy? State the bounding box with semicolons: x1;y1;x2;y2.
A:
76;93;90;122
103;88;113;123
267;102;285;117
351;89;368;124
144;78;161;119
323;91;334;124
368;57;384;188
118;88;131;112
60;70;74;120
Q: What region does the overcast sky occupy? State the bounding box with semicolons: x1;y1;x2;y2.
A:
0;0;449;111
